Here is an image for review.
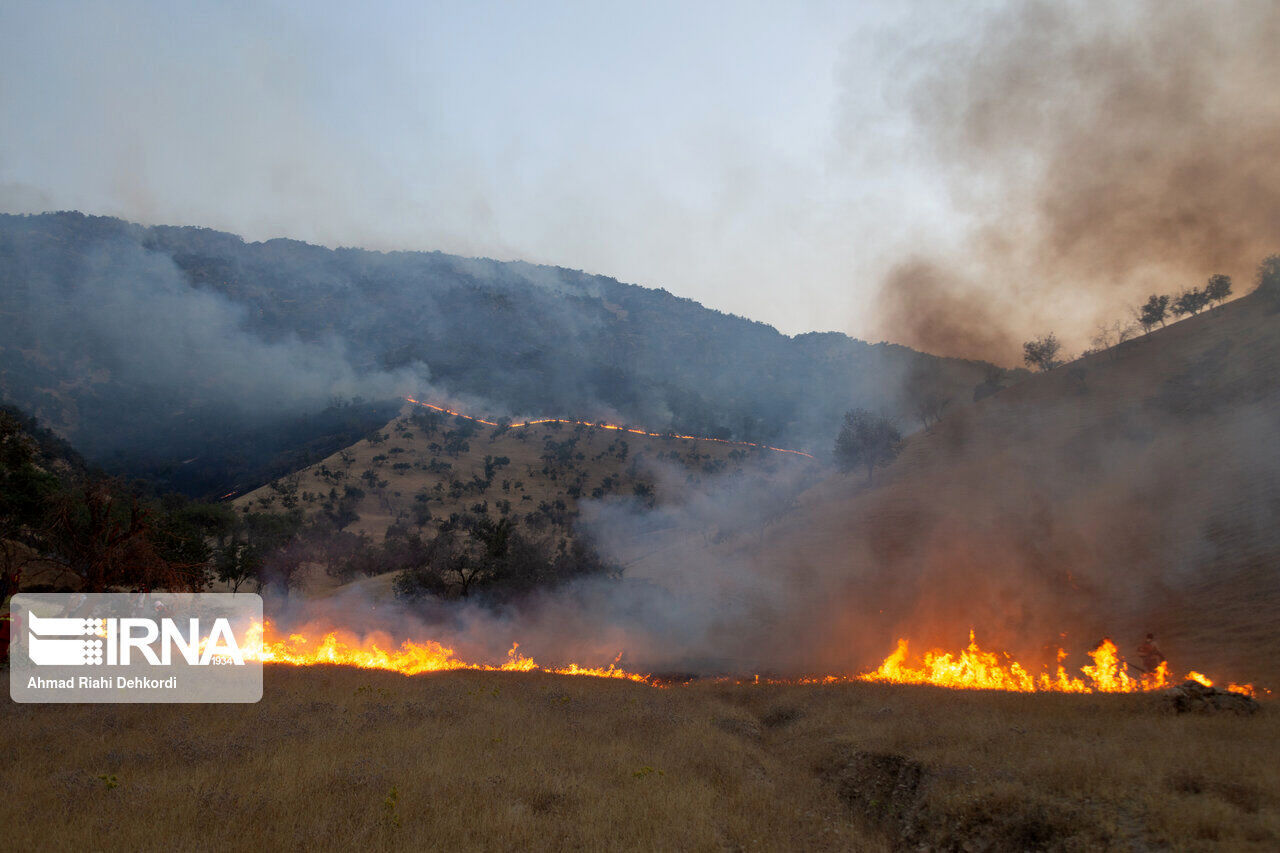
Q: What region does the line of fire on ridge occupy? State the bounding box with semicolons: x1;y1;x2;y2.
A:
403;397;816;459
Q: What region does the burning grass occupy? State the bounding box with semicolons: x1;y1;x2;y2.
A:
856;630;1258;696
403;398;816;459
243;621;1259;699
247;621;653;683
3;665;1276;851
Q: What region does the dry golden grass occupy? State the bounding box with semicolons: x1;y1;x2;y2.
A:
709;680;1280;851
3;664;1276;851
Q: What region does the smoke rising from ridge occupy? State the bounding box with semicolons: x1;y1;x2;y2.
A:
872;0;1280;362
269;294;1280;683
0;233;430;455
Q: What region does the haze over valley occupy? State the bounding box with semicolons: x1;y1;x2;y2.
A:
3;2;1279;849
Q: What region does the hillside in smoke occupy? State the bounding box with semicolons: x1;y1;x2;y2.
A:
624;280;1280;683
0;212;992;497
450;272;1268;681
232;400;816;599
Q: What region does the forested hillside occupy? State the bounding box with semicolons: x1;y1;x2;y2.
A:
0;212;995;496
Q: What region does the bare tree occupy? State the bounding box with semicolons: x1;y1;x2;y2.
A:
1086;320;1138;358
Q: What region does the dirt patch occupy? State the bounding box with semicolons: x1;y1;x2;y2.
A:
759;706;803;729
713;714;762;741
817;745;930;844
940;791;1088;853
1168;771;1267;814
818;743;1103;851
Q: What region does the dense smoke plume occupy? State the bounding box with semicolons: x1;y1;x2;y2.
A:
267;288;1280;685
265;458;832;674
62;241;427;409
0;230;430;462
873;0;1280;362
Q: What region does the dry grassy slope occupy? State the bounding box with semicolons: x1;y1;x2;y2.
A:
5;666;1277;851
236;407;814;544
713;290;1280;683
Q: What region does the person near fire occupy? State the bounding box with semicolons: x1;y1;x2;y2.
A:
1137;633;1165;673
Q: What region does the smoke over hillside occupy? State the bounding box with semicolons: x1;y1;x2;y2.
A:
0;212;992;494
10;240;424;415
278;289;1280;684
873;0;1280;361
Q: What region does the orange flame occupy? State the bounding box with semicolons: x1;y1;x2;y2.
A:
240;621;1260;696
403;397;814;458
242;622;653;684
1183;670;1257;697
857;631;1253;694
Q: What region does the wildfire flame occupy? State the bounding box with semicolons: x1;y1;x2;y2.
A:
858;630;1257;695
239;622;1258;696
242;622;653;684
403;397;815;458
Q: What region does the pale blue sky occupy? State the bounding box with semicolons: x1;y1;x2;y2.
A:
0;0;978;340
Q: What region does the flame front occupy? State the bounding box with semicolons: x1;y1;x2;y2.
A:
242;622;652;684
240;621;1256;695
858;630;1256;695
403;397;814;458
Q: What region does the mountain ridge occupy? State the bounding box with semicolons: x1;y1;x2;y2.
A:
0;211;997;496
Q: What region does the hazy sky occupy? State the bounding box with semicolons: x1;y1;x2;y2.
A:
0;2;972;332
3;1;1276;359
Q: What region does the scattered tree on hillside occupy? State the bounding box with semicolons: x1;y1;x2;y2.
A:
1204;274;1233;307
44;482;196;593
631;481;655;507
1139;294;1170;331
214;540;260;593
258;523;310;597
310;528;368;582
1172;288;1210;318
150;495;235;573
0;409;60;602
834;409;902;483
1022;334;1063;372
904;363;953;431
1258;254;1280;301
972;364;1007;402
1137;275;1231;332
268;476;301;510
215;510;305;594
483;455;510;481
391;512;611;602
1;405;249;597
1084;321;1138;358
